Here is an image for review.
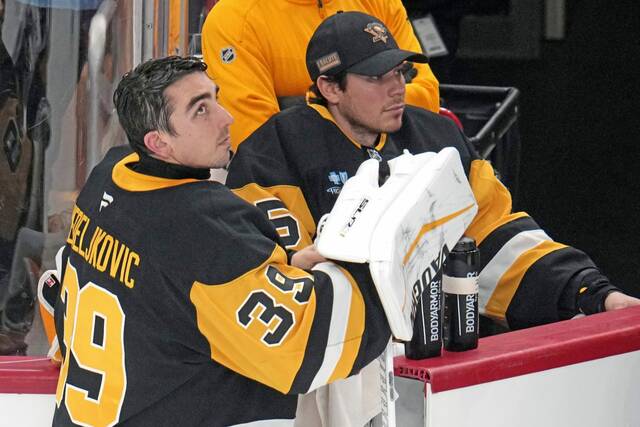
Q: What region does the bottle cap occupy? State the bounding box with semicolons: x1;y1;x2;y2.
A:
452;236;477;253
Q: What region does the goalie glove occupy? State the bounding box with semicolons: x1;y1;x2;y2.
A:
316;148;477;340
316;150;434;262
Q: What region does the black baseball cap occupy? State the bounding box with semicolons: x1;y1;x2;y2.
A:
306;11;428;82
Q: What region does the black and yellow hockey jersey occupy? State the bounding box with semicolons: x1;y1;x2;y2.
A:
227;104;619;330
52;146;390;426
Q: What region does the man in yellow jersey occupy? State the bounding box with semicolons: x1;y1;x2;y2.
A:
45;55;393;426
226;11;640;425
201;0;439;150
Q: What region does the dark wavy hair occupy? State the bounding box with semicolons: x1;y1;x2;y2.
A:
113;56;207;154
308;72;348;107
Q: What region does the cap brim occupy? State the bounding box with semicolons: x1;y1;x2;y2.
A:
347;49;428;77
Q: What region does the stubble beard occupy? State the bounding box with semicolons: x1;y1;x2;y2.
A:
211;149;232;169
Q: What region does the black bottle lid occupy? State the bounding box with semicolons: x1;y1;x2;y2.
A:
451;236;477;253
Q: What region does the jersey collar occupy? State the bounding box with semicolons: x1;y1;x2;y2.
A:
307;103;388;151
112;153;206;192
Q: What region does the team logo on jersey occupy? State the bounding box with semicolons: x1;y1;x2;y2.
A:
327;170;349;194
364;23;388;44
221;46;236;64
99;191;114;212
366;148;382;161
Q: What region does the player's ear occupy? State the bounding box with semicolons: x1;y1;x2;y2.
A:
143;130;172;160
317;75;342;105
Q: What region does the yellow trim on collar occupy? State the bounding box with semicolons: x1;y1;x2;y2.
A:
307;104;387;151
112;153;201;192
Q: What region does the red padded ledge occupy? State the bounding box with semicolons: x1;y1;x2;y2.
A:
2;307;640;395
0;356;59;394
394;305;640;393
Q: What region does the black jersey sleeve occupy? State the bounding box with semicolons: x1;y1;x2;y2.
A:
465;158;619;329
227;117;317;251
189;226;390;395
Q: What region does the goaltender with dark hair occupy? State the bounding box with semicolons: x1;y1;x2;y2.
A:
46;55;392;426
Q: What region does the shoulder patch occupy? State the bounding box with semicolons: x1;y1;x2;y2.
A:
221;46;236;64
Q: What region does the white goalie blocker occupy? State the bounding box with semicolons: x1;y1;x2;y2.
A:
316;147;478;340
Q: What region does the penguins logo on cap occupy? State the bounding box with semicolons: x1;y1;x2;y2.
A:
363;23;388;44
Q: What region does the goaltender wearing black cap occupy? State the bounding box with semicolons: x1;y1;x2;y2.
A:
227;10;640;426
306;10;428;81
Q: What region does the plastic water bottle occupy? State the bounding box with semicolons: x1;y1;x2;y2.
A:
443;237;480;352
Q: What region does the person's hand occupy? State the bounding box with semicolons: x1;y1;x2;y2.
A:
604;291;640;311
291;245;327;270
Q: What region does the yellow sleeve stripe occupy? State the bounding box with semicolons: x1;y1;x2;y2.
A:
327;264;365;383
483;239;567;321
468;212;530;246
232;183;316;250
190;245;315;394
465;159;520;245
308;262;365;390
479;229;552;315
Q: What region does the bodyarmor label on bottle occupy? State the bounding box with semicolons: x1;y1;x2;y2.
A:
429;277;441;341
465;294;476;333
443;237;480;352
405;244;449;359
410;244;449;321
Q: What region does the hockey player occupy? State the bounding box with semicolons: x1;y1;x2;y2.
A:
201;0;440;150
46;56;392;426
228;9;639;334
226;11;640;423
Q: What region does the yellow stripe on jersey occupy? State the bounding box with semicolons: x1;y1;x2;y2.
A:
327;265;365;383
469;212;529;246
465;159;516;245
191;245;316;394
112;153;200;192
307;263;365;389
232;183;316;250
484;240;567;321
